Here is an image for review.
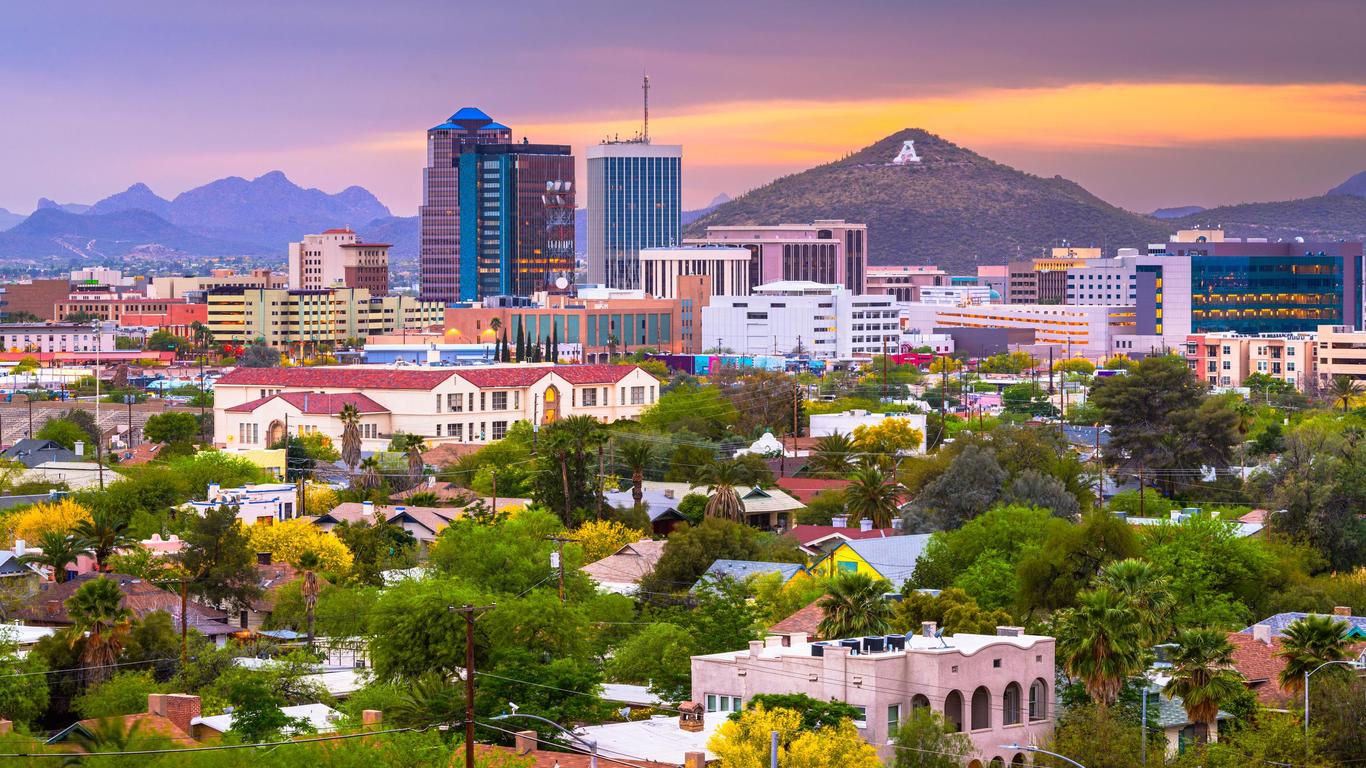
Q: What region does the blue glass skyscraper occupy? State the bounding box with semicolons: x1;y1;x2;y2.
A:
586;142;682;290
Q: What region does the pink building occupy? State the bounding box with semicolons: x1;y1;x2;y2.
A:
685;220;867;294
866;265;947;302
690;625;1054;766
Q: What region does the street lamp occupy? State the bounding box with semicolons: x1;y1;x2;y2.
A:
493;709;598;768
1304;659;1364;738
1000;744;1086;768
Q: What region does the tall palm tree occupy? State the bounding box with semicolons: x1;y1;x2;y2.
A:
396;434;427;489
817;572;893;639
1278;614;1353;696
844;465;900;529
545;415;606;525
1056;587;1145;707
297;551;321;650
21;531;91;584
617;439;655;509
809;432;856;478
699;459;747;522
338;404;362;476
66;576;133;687
73;507;132;571
358;456;381;491
1095;558;1174;647
1330;375;1362;413
1163;628;1245;743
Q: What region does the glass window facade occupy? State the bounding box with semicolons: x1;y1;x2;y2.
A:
587;147;682;289
1189;252;1359;333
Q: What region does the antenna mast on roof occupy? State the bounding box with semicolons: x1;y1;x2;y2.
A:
642;73;650;144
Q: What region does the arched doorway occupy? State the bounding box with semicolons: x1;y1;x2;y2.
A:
971;686;991;730
542;385;560;424
943;690;963;732
1029;678;1049;721
1011;754;1026;766
1003;682;1023;726
267;420;286;446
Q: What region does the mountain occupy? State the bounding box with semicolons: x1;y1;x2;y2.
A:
681;193;731;227
36;198;90;214
1167;195;1366;242
0;208;256;259
87;182;171;217
0;208;24;231
1328;170;1366;198
360;215;419;260
683;129;1172;272
1152;205;1205;220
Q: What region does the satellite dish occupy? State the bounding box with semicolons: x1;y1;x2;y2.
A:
555;276;570;290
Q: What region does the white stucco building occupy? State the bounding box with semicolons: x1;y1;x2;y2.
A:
639;246;751;299
700;281;900;358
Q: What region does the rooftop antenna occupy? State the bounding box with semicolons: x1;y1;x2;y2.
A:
642;73;650;144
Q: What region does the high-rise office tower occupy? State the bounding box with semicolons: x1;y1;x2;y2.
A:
419;107;575;302
587;142;682;289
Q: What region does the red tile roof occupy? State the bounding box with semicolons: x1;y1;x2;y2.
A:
787;524;900;546
454;364;637;388
216;366;457;390
322;228;354;234
552;364;639;384
770;599;825;639
776;478;851;504
225;391;389;415
16;573;235;635
1226;632;1291;706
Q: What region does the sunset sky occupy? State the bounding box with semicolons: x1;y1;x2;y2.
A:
4;0;1366;216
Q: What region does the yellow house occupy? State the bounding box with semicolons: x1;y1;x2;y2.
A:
233;448;287;479
808;535;932;590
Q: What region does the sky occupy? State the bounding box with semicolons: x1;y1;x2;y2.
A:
3;0;1366;217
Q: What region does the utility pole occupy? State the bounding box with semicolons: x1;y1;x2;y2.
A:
596;445;604;521
545;536;575;603
532;395;540;453
491;470;498;518
154;576;191;667
450;604;494;768
94;321;104;490
881;336;888;399
1094;423;1102;509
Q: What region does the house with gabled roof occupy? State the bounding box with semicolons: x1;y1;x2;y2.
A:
694;559;810;591
808;535;932;590
581;540;667;594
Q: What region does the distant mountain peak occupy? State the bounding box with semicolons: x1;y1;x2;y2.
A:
254;170;291;184
706;193;732;208
1328;170;1366;198
36;197;90;214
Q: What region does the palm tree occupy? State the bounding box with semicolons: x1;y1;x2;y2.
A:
1278;614;1353;696
387;673;464;729
297;551;321;650
358;456;381;491
74;716;145;753
844;465;900;529
698;459;748;522
617;439;655;509
1095;558;1174;647
809;432;856;478
338;404;362;476
1330;375;1362;413
21;531;91;584
72;507;132;571
1056;587;1145;707
545;415;606;525
817;572;893;639
396;434;427;489
1163;628;1245;743
66;576;133;686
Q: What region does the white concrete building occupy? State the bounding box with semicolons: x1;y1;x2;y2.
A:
701;281;899;359
918;286;997;306
640;246;751;299
0;324;116;354
902;301;1140;360
188;482;298;525
213;363;660;452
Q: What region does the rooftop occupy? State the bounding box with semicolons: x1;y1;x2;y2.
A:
699;629;1052;663
225;391;390;415
1239;611;1366;639
575;714;721;763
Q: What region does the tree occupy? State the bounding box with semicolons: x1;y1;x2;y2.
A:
245;517;353;572
1330;374;1362;412
1047;703;1147;768
72;506;133;570
240;339;281;368
1016;510;1139;617
297;551;321;649
73;669;165;719
1094;558;1173;647
642;517;802;595
534;415;606;525
639;384;737;440
1055;587;1145;706
890;588;1013;636
1163;628;1244;743
699;458;747;522
141;412;198;446
1005;469;1080;518
617;439;655;510
223;672;312;742
708;704;881;768
35;418;89;451
903;445;1006;532
176;504;262;612
1278;614;1354;696
0;634;49;726
809;432;856;478
390;433;426;489
145;330;189;354
1141;515;1279;628
339;403;362;474
358;456;382;491
66;576;133;687
515;321;526;362
332;518;416;586
605;622;695;700
817;572;892;639
6;497;91;544
851;418;924;468
910;504;1054;591
844;465;900;528
889;707;974;768
739;694;863;730
574;519;639;561
20;531;90;583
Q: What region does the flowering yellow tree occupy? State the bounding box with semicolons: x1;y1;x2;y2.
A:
573;519;641;561
6;498;92;543
245;519;353;572
708;705;880;768
852;418;925;462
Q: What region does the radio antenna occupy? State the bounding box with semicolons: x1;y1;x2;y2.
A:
642;73;650;144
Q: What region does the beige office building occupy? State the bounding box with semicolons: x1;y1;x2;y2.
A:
207;287;442;351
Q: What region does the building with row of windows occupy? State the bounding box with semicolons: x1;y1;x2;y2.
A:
0;323;117;354
685;220;868;295
288;228;390;294
700;281;900;359
205;287;443;351
586;142;683;290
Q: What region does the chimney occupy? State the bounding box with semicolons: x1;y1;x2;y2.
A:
685;752;707;768
1333;606;1352;617
44;600;60;616
921;621;937;638
890;518;903;531
663;489;675;499
362;710;383;728
161;694;201;735
996;626;1025;637
748;640;764;656
13;540;24;558
515;730;538;755
831;515;848;528
74;441;84;457
0;720;11;735
147;693;167;716
256;552;271;566
860;519;873;532
679;702;705;733
1252;624;1273;646
362;500;375;517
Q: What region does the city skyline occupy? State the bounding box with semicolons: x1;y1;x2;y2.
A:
4;0;1366;217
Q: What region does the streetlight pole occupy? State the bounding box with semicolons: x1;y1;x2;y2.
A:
1000;744;1086;768
1304;659;1363;740
93;321;103;490
492;711;598;768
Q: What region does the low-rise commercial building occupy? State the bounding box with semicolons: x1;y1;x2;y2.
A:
213;363;659;452
1184;332;1315;389
701;281;899;359
0;279;72;321
865;265;945;302
442;292;684;363
691;627;1055;763
686;220;867;294
0;323;116;354
288;228;390;294
206;287;443;351
1314;324;1366;387
639;246;750;299
148;269;288;300
54;296;192;325
901;301;1130;360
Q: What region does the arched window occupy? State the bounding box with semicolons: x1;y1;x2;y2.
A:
943;690;963;732
1011;754;1027;766
1003;682;1023;726
989;759;1005;768
1029;678;1049;721
911;694;930;712
971;686;991;730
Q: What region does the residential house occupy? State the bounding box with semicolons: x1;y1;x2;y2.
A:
602;484;692;536
775;477;851;505
695;559;809;591
787;520;901;559
235;557;301;631
0;548;43;598
1122;508;1264;538
187;482;298;526
768;599;825;639
312;500;459;544
1239;608;1366;640
47;694;200;749
691;626;1056;763
0;439;79;467
808;535;932;590
575;715;720;765
737;486;805;531
481;728;707;768
1148;687;1231;755
581;540;667;595
15;573;236;644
